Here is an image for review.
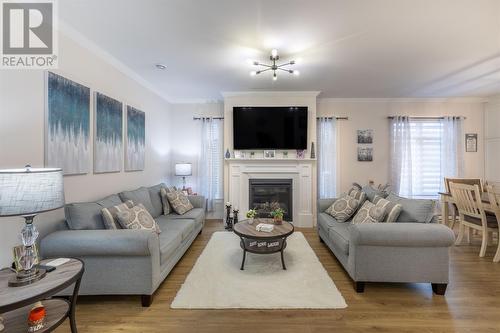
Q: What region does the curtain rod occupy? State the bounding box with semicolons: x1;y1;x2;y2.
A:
387;116;466;120
317;116;349;120
193;117;224;120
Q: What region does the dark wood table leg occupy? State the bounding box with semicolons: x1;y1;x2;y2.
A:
280;248;286;270
240;249;246;270
69;275;82;333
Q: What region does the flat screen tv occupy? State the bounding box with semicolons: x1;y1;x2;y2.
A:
233;106;308;149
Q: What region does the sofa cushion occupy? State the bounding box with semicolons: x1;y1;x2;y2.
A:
386;193;436;223
166;208;205;227
101;200;135;229
96;194;123;208
155;216;196;241
65;202;105;230
116;203;161;234
328;220;351;255
352;201;386;224
119;187;156;216
166;190;194;215
372;195;403;223
318;212;339;232
148;183;166;218
326;194;360;222
158;229;182;266
160;187;172;215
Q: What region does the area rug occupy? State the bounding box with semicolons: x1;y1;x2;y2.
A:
171;231;347;309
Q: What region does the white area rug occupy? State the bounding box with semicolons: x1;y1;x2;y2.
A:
171;231;347;309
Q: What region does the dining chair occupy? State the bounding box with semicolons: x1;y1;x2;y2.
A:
485;185;500;262
450;183;498;258
444;178;484;230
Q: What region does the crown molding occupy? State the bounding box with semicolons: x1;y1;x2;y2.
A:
58;20;172;104
317;97;488;103
221;91;321;99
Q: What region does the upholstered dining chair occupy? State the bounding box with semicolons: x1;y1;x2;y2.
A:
485;185;500;262
450;183;499;258
444;177;484;230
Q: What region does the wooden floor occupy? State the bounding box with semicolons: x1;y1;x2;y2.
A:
55;220;500;333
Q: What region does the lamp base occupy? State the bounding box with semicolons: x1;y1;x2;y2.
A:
8;268;46;287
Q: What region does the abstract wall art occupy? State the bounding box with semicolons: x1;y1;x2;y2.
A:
45;72;90;175
94;92;123;173
125;105;145;171
358;147;373;162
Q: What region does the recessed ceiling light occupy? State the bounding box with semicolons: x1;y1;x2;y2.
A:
155;63;167;70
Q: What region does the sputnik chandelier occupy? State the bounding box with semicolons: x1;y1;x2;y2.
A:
249;49;300;81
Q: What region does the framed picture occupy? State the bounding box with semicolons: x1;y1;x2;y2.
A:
296;149;305;159
45;72;91;175
263;150;275;158
94;92;123;173
358;147;373;162
125;105;145;171
465;133;477;152
357;129;373;144
234;150;245;159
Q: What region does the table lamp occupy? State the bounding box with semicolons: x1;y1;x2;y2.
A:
175;163;192;190
0;166;64;286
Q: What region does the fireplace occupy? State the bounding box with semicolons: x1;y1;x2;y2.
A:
249;179;293;221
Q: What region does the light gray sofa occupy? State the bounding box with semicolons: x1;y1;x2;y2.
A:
40;184;205;307
318;193;455;295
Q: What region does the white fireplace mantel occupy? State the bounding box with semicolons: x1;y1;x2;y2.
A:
225;159;316;227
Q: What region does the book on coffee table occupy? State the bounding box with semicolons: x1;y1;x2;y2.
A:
255;223;274;232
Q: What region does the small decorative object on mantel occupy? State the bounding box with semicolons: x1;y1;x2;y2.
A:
270;208;285;225
27;301;46;332
263;150;275;158
357;147;373;162
225;149;231;159
283;151;288;159
310;142;316;159
296;149;305;159
234;150;245;159
357;129;374;144
250;151;255;158
246;209;257;224
225;202;233;231
465;133;478;152
233;208;239;224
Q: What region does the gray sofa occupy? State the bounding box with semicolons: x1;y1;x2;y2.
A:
40;184;205;307
317;194;455;295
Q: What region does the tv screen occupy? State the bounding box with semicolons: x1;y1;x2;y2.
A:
233;106;308;149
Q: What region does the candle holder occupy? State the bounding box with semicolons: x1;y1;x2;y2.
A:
225;203;233;231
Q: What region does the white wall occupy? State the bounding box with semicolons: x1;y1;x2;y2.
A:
0;32;172;267
485;95;500;188
317;98;486;192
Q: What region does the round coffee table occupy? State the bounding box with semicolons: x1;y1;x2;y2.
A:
233;218;294;270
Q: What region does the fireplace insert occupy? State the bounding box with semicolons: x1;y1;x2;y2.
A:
249;179;292;221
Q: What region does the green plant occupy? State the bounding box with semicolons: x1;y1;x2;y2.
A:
270;208;285;219
246;209;257;219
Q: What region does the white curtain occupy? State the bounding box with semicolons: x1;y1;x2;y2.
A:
197;118;223;211
389;116;413;196
317;117;337;198
440;116;464;190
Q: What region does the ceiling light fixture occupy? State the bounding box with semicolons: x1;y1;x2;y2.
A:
155;63;167;70
249;49;299;80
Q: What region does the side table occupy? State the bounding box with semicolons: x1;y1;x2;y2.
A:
0;258;84;333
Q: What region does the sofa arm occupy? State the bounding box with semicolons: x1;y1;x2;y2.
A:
318;198;336;213
188;195;206;210
350;223;455;247
40;229;160;258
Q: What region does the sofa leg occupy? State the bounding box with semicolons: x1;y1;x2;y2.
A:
199;229;202;235
141;294;153;307
319;235;325;243
431;283;447;295
354;281;365;293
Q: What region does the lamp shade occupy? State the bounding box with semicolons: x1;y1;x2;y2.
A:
175;163;192;176
0;167;65;217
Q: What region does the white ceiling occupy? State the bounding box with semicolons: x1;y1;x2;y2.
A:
60;0;500;102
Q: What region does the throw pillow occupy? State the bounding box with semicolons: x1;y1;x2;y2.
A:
166;190;194;215
352;201;387;224
160;187;172;215
101;200;135;229
362;184;391;202
372;195;402;223
347;187;367;205
326;194;360;222
116;203;161;234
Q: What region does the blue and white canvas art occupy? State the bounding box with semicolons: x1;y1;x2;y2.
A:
94;92;123;173
125;106;145;171
46;72;90;175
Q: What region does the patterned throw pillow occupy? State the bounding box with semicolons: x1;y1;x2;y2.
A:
352;201;387;224
348;187;367;205
326;194;360;222
372;195;403;223
101;200;135;229
116;203;161;234
160;187;171;215
166;190;194;215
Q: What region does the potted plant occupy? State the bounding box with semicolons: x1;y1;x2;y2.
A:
246;209;257;223
270;208;285;225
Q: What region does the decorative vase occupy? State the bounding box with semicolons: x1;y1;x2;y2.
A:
225;149;231;159
310;142;316;159
274;217;283;225
248;217;254;224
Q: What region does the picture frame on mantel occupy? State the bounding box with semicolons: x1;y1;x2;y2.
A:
263;150;275;159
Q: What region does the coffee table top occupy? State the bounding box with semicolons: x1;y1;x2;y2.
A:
234;218;294;239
